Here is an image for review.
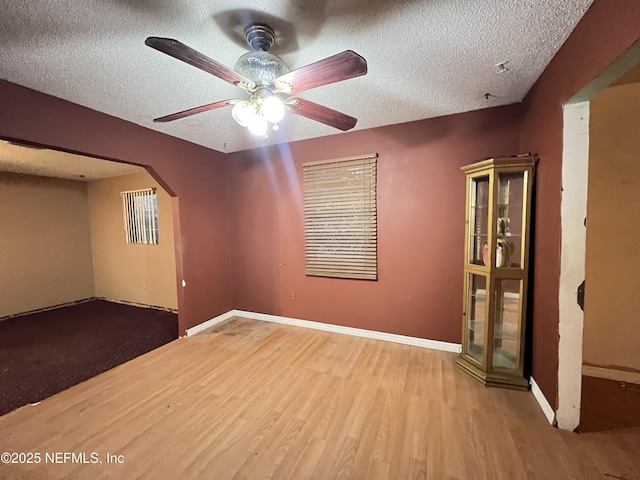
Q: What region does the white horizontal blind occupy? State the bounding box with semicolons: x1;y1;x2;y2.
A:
303;154;377;280
121;188;159;245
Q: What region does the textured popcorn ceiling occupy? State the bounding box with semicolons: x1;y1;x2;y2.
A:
0;0;594;154
0;141;143;181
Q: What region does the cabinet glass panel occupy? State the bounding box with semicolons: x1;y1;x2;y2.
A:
496;171;526;268
492;279;522;371
466;273;487;364
469;176;490;266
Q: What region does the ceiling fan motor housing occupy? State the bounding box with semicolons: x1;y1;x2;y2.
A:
235;23;289;87
234;51;289;86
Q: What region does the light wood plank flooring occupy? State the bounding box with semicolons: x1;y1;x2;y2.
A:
0;318;638;479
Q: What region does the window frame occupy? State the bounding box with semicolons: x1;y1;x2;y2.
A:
121;188;159;245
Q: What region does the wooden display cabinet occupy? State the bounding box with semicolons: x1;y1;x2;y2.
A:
456;155;536;390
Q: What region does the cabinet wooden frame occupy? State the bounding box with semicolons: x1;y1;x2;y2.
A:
456;156;536;390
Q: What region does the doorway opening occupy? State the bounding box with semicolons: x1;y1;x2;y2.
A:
0;139;181;415
558;40;640;431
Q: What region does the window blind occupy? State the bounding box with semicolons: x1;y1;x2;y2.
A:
303;153;377;280
121;188;159;245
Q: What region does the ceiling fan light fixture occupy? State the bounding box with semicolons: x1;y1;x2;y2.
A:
232;100;257;127
261;96;285;123
247;115;268;136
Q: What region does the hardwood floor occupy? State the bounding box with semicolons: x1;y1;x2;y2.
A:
0;318;638;479
581;375;640;433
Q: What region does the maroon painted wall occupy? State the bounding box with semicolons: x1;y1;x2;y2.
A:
519;0;640;408
0;81;234;335
229;105;521;342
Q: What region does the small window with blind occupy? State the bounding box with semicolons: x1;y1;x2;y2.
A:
303;153;377;280
121;188;159;245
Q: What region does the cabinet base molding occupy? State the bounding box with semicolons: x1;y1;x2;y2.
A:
456;355;530;391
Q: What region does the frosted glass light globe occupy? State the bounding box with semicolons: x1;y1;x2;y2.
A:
232;100;257;127
248;115;268;136
261;96;285;123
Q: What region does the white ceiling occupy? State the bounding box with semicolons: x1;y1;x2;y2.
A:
0;0;594;154
0;141;143;181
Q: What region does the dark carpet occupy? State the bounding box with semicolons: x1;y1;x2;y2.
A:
580;375;640;432
0;299;178;416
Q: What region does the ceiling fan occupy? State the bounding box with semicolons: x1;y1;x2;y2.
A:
145;24;368;136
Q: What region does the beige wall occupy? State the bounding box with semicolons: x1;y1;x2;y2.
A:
88;170;177;310
584;81;640;373
0;173;95;317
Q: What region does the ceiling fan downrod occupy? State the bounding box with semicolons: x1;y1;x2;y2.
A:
244;23;276;52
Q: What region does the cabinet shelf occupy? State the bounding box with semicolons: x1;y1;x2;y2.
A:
469;234;522;238
473;203;523;209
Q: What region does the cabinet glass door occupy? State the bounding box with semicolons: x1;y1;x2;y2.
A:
496;172;526;268
492;279;522;371
469;176;490;266
466;273;487;364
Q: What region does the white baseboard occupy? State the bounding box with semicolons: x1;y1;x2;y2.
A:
241;310;463;352
188;309;461;353
235;310;463;352
185;310;236;336
582;365;640;384
530;376;555;425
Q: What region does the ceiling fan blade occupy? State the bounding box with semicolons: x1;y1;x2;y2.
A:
275;50;367;95
288;98;357;131
145;37;255;89
153;100;233;123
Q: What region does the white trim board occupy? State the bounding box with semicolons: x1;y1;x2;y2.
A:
557;100;589;432
235;310;462;353
582;365;640;385
185;310;236;336
530;376;556;425
188;309;462;353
